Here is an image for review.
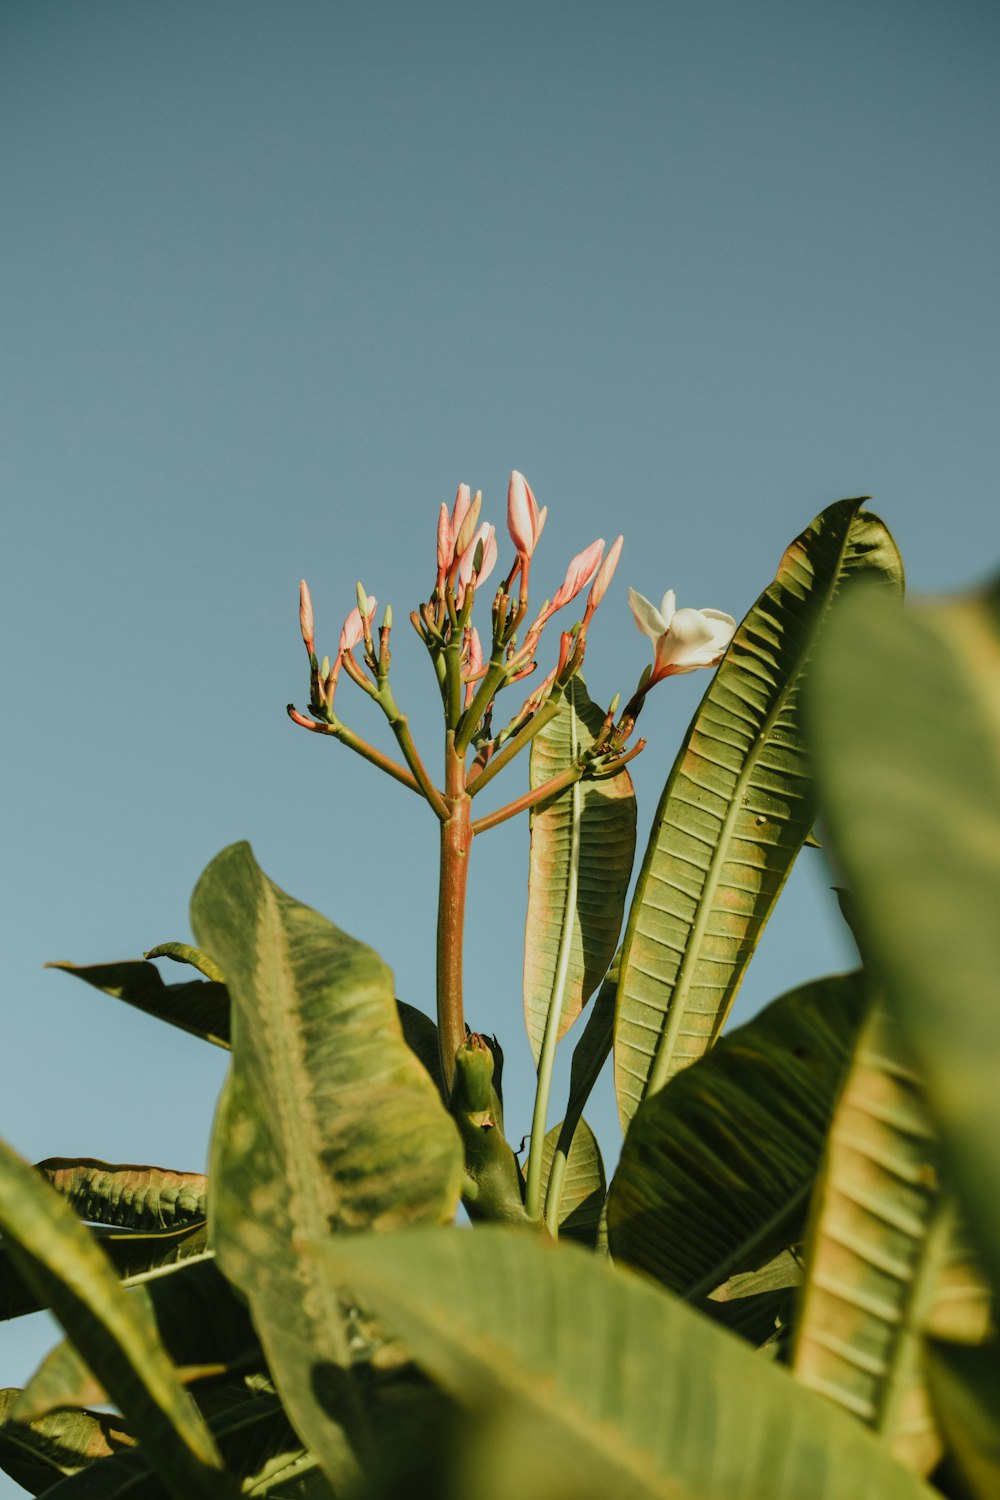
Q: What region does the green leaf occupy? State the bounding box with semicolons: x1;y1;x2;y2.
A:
806;580;1000;1297
614;500;903;1127
143;942;227;984
191;842;463;1491
0;1388;135;1494
396;1000;445;1102
48;961;230;1048
607;972;867;1296
0;1223;210;1325
925;1339;1000;1500
317;1225;937;1500
40;1388;327;1500
35;1160;206;1232
703;1250;801;1352
0;1138;229;1499
524;677;636;1060
792;1003;986;1476
19;1257;259;1420
536;1118;606;1247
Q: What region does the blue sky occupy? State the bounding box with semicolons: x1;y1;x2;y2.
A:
1;1;998;1477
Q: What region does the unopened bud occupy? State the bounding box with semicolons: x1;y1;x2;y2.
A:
320;655;330;680
452;1032;495;1114
608;692;621;716
383;604;393;631
454;490;483;559
355;581;370;619
473;537;485;575
298;580;315;656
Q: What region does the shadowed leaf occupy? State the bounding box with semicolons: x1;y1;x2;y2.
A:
608;972;867;1297
0;1138;230;1499
48;961;230;1048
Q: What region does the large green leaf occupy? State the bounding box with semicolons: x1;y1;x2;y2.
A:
614;500;903;1127
0;1138;230;1499
191;842;463;1490
524;677;636;1060
807;581;1000;1298
317;1225;936;1500
48;961;231;1047
607;972;867;1296
35;1160;206;1232
792;1003;954;1474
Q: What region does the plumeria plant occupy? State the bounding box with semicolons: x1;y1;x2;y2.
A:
286;471;734;1225
1;474;998;1500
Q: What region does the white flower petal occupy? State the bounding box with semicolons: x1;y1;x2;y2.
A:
658;589;676;626
628;587;668;640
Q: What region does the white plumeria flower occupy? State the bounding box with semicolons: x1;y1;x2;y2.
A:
628;587;736;680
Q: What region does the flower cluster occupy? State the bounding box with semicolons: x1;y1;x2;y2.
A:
289;470;736;796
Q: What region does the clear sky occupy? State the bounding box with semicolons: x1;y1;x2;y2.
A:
2;1;998;1480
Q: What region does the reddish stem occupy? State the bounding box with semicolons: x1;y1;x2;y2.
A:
437;734;472;1095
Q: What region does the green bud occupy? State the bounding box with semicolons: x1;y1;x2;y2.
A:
452;1032;495;1113
356;581;369;618
472;538;485;575
383;604;393;631
320;655;330;680
608;692;620;716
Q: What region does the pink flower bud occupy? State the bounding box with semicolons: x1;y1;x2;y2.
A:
551;539;605;612
437;503;452;578
585;535;623;617
453;490;483;562
457;522;497;590
506;471;547;560
339;596;377;653
298;580;315;656
451;483;472;544
468;626;484;678
464;626;484;708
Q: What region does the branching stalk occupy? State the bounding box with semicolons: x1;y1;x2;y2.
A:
467;692;565;798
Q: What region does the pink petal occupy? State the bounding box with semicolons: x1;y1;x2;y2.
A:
551;539;604;610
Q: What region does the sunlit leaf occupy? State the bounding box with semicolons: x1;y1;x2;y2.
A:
35;1160;206;1232
318;1226;936;1500
192;842;463;1492
807;580;1000;1297
615;501;903;1127
525;677;636;1060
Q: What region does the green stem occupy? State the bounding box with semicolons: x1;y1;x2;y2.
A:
436;735;471;1095
467;692;564;798
286;707;422;796
378;686;449;819
524;743;582;1220
471;762;584;835
455;657;509;753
